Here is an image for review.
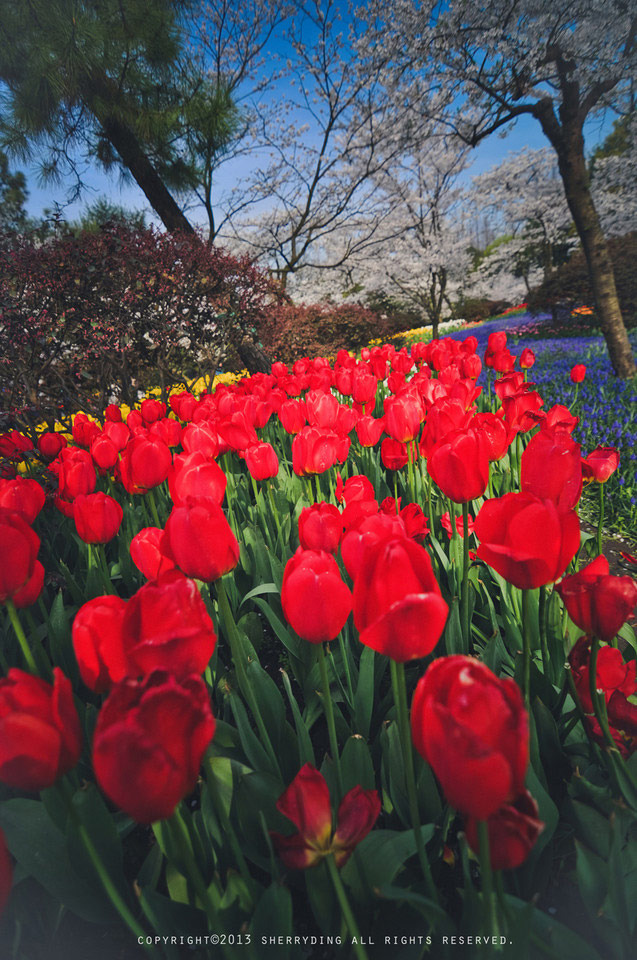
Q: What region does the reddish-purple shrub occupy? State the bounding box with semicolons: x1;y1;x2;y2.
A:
258;301;402;364
0;225;277;430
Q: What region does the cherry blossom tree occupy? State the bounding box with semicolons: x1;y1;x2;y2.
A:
222;0;403;287
359;0;637;376
347;137;472;338
469;148;575;297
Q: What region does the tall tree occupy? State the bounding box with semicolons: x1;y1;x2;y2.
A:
0;0;201;232
360;0;637;377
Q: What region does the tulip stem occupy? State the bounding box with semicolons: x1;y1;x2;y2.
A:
97;543;115;595
461;502;470;651
214;578;281;778
267;484;283;546
147;488;162;528
56;780;150;951
407;442;416;504
588;636;617;751
326;855;369;960
5;599;39;675
522;589;532;711
597;482;604;557
477;819;499;947
391;660;438;904
538;585;551;683
338;633;355;707
426;469;435;541
318;641;344;797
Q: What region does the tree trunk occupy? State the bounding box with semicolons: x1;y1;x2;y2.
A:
237;336;273;374
553;128;635;377
87;71;272;373
96;113;195;235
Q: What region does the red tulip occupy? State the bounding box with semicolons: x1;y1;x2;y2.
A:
298;502;343;554
57;447;97;502
411;656;528;820
279;399;307;434
418;398;472;459
292;427;340;477
103;420;131;451
465;790;543;870
353;536;447;661
440;510;474;540
169;450;227;507
484;332;507;368
244;442;279;480
0;508;40;604
341;512;404;580
149;417;183;448
306;391;341;430
140;398;166;425
217;411;258;450
494;372;526;401
0;668;82;790
471;413;510;462
381;438;408;470
502;389;544;434
383;394;423;443
428;429;490;503
121;572;216;678
119;436;171;494
520;429;582;511
72;595;129;692
11;560;45;609
335;474;375;505
556;556;637;642
105;403;123;422
0;478;45;524
93;671;215;823
271;764;380;869
461;353;482;380
351;367;377;407
474;492;580;589
538;404;579;435
0;431;33;461
355;415;385;447
581;446;620;483
570;364;586;383
37;431;67;460
90;434;120;473
72;413;101;448
568;636;637;757
181;421;220;459
164;502;239;581
281;549;352;643
169;391;198;422
130;527;176;580
519;348;536;370
73;492;123;544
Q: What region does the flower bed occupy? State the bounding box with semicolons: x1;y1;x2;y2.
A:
0;331;636;959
